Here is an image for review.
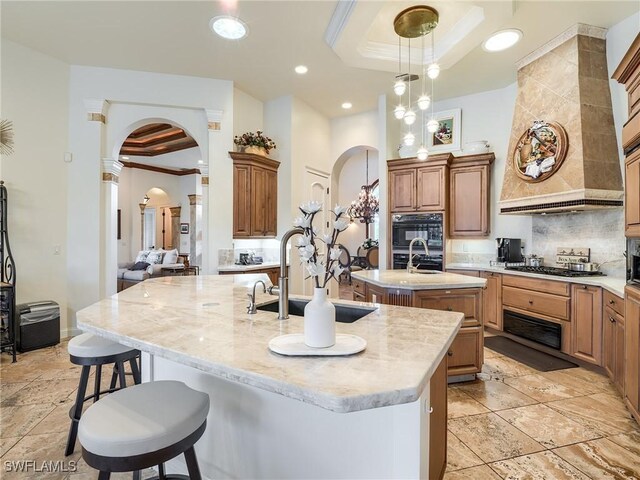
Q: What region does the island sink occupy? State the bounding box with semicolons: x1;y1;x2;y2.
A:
257;298;376;323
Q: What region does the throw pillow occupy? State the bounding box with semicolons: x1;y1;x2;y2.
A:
135;250;151;263
146;251;165;265
162;248;179;265
130;261;150;271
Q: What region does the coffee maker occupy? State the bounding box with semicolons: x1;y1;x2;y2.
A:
496;238;523;263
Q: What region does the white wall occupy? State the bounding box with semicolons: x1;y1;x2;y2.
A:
234;88;263;138
330;110;378;162
1;40;71;333
337;150;379;254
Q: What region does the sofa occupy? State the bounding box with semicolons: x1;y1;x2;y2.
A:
117;248;183;291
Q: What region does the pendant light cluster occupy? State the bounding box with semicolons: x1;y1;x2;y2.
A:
348;150;379;226
393;6;440;161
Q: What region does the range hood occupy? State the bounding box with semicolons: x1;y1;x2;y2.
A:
499;24;623;215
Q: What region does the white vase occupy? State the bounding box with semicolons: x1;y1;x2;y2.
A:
304;288;336;348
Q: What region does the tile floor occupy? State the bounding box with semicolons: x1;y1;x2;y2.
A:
1;333;640;479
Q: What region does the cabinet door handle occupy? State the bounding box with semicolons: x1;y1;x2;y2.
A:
582;285;588;290
447;306;453;311
609;299;615;305
447;351;453;357
528;300;534;304
610;316;616;323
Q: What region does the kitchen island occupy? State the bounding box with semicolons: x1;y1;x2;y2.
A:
351;270;487;380
76;274;464;479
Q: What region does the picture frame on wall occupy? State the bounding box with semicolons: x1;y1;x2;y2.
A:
180;223;189;234
427;109;462;153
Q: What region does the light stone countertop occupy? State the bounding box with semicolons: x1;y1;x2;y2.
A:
446;263;627;298
217;261;284;272
352;269;487;290
76;274;463;413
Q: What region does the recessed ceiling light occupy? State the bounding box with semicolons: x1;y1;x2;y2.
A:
483;29;522;52
295;65;308;75
209;16;248;40
121;156;129;160
342;102;352;109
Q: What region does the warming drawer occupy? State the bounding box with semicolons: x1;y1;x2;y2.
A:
502;286;570;320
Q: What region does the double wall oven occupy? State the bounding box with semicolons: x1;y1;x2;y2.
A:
391;213;444;271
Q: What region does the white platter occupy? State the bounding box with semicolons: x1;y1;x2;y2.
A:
269;334;367;357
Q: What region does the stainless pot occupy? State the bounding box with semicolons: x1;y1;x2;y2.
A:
567;262;600;272
525;255;544;267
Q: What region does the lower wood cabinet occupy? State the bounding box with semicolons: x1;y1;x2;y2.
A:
603;305;625;394
429;355;447;480
625;285;640;424
447;327;483;376
571;284;603;366
482;271;502;330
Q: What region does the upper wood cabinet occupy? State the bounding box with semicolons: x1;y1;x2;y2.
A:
449;154;494;238
387;154;451;213
230;152;279;238
625;285;640;424
570;284;603;366
613;33;640;237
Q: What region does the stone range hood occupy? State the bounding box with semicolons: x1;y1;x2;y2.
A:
499;24;624;215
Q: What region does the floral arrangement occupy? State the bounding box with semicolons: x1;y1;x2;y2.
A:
294;202;349;289
233;130;277;154
361;238;379;250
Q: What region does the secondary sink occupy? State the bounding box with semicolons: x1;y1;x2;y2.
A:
257;299;376;323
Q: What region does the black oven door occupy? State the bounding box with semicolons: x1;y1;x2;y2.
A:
392;214;443;249
632;255;640;285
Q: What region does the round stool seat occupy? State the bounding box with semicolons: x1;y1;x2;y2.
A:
68;333;135;358
78;380;209;458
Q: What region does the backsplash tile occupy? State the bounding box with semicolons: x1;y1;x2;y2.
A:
532;209;625;277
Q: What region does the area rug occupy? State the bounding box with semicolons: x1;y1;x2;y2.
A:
485;336;578;372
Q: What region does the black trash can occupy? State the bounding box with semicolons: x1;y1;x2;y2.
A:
15;301;60;352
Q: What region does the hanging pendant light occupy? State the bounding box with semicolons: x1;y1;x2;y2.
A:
348;150;380;227
403;109;416;125
403;132;415;146
393;80;407;96
417;146;428;160
427;63;440;79
417;95;431;111
394;104;407;119
427;119;439;133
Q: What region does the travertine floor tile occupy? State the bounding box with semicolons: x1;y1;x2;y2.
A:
457;379;537;411
446;430;484;472
606;430;640;457
546;392;639;435
541;368;613;396
29;399;76;436
481;356;538;379
0;404;56;438
483;348;502;359
496;404;602;448
0;382;29;402
447;387;490;419
1;379;78;407
554;438;640;480
0;436;20;457
443;465;501;479
448;413;544;463
504;372;586;402
490;451;590;479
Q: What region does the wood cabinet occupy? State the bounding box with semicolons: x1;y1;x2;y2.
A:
447;269;480;277
230;152;279;238
613;33;640;237
387;155;451;213
429;355;447;480
603;304;625;394
219;266;281;285
625;285;640;424
352;277;366;302
449;154;494;238
625;149;640;237
482;271;502;330
571;284;602;366
365;282;387;304
413;288;484;376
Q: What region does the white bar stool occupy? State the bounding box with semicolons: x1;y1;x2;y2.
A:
78;380;210;480
66;333;141;456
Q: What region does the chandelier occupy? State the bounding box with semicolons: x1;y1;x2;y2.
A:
348;150;379;228
393;5;440;161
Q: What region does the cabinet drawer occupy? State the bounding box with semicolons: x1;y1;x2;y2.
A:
352;291;365;302
604;290;625;317
352;278;365;295
414;289;482;327
502;275;570;296
447;327;483;376
605;306;624;327
503;286;570;320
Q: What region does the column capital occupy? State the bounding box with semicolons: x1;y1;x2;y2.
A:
205;108;223;131
83;99;109;123
188;194;202;206
102;158;123;183
169;206;182;218
139;203;147;214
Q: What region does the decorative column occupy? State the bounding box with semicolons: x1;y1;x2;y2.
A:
188;194;202;266
139;203;147;249
101;158;122;297
200;165;209;270
169;207;181;252
204;109;223;274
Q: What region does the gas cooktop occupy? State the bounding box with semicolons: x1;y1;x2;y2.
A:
505;266;605;277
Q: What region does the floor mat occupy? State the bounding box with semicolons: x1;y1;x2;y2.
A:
485;336;578;372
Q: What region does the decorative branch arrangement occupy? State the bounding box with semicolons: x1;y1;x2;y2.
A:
294;202;349;288
233;130;277;154
0;120;14;156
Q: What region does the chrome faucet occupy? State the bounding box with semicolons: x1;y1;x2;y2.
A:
407;237;430;274
247;280;266;314
267;227;304;319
